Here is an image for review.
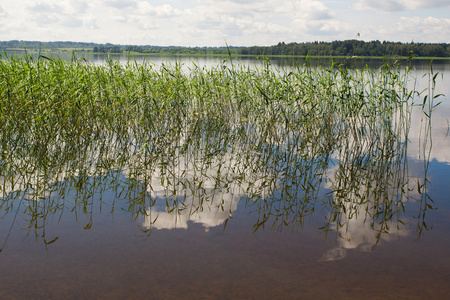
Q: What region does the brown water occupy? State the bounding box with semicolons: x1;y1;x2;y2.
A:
1;189;449;299
0;58;449;299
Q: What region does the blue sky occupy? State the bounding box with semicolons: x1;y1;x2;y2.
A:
0;0;449;46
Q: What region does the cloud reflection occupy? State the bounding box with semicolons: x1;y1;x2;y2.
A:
408;102;450;165
143;192;239;231
139;153;275;231
320;164;413;261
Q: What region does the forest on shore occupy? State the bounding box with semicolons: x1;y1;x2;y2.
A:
1;39;449;58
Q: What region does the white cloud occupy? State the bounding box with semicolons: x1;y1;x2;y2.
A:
295;0;335;20
28;2;60;13
62;17;84;28
354;0;406;12
135;3;182;17
16;1;93;33
179;0;346;45
134;17;160;30
103;0;137;9
375;16;450;43
354;0;450;12
27;0;89;14
0;0;448;45
83;16;99;30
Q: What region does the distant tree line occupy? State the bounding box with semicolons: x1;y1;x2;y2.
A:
93;44;122;53
1;40;449;57
237;40;450;57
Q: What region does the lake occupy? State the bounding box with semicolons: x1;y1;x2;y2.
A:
0;53;449;299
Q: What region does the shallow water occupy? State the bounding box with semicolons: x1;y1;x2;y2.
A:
0;57;449;299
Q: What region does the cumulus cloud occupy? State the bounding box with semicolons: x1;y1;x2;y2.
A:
182;0;346;45
103;0;136;9
28;2;61;13
135;3;182;17
62;17;84;28
0;0;448;46
27;0;89;14
294;0;335;20
21;1;93;31
83;16;99;30
375;16;450;43
354;0;450;12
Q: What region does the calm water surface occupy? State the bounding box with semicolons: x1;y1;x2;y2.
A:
0;55;449;299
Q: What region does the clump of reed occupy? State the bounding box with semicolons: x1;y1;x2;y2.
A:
0;53;414;168
0;52;437;246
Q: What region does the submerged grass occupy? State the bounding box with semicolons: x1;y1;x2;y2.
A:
0;52;439;247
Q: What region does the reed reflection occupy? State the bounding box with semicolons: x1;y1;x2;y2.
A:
0;55;442;253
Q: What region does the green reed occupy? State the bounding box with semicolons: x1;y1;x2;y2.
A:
0;52;438;248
